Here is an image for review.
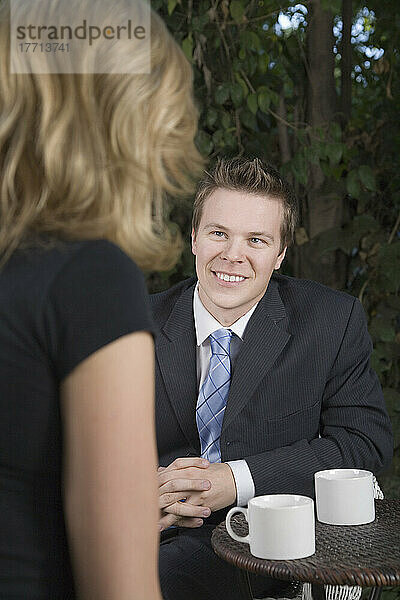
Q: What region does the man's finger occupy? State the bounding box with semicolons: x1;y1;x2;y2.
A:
160;490;206;510
174;517;204;529
158;468;204;486
159;491;192;509
159;513;203;532
159;512;179;531
159;477;211;494
163;501;211;519
162;457;209;472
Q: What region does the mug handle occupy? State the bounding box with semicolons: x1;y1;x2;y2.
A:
226;507;250;544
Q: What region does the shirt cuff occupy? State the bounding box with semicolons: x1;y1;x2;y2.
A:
226;460;255;507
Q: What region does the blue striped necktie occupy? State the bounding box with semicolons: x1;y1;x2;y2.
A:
196;328;232;463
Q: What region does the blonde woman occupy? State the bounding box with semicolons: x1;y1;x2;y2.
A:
0;0;203;598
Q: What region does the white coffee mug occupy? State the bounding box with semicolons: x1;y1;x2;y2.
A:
225;494;315;560
314;468;375;525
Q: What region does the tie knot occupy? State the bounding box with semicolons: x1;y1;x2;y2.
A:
210;328;232;356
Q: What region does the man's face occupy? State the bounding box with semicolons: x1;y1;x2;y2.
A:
192;188;286;326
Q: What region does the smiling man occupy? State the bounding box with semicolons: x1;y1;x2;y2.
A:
191;187;286;326
151;158;392;600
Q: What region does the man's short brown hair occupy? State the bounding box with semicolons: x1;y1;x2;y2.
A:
192;157;298;254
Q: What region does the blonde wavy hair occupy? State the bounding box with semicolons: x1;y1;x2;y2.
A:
0;0;204;270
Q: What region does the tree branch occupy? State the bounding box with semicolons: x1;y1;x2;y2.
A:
388;211;400;245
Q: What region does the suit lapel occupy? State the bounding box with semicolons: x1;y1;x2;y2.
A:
223;277;291;431
156;283;200;451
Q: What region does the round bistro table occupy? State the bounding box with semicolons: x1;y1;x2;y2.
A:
211;499;400;600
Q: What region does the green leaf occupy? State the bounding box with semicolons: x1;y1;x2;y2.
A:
304;145;320;166
339;215;379;254
223;129;236;148
221;112;232;129
195;130;213;156
239;47;246;60
382;342;400;360
358;165;376;191
192;14;209;32
212;129;225;148
320;160;332;179
248;32;261;51
385;294;400;311
258;91;271;113
352;214;379;235
331;164;346;181
215;83;230;105
326;142;343;166
312;141;327;160
378;242;400;292
269;89;280;106
240;31;260;51
235;73;248;98
294;130;306;147
247;93;258;115
243;54;258;77
181;34;193;61
168;0;178;16
258;53;269;74
230;82;244;108
346;170;361;198
283;81;294;99
383;388;400;416
257;85;269;95
329;122;342;141
321;0;341;14
232;57;242;72
240;109;258;132
206;108;218;129
370;349;385;377
315;226;342;254
369;315;396;343
291;152;308;186
230;0;245;23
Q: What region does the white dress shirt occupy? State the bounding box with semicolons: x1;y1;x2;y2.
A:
193;285;256;507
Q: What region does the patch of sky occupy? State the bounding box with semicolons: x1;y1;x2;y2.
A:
361;46;384;59
271;3;383;70
334;8;384;61
274;3;307;36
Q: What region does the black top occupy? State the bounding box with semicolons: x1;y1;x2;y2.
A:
0;239;153;599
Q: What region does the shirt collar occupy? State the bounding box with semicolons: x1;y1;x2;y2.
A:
193;283;259;346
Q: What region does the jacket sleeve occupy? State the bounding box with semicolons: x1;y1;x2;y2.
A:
244;298;393;498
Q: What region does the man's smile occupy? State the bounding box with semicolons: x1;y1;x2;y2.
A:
211;270;248;284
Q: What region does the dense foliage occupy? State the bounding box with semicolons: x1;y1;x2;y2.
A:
149;0;400;508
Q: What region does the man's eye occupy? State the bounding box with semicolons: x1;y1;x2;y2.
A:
250;237;263;244
212;231;225;237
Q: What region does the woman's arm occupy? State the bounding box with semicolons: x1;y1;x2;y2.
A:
61;331;161;600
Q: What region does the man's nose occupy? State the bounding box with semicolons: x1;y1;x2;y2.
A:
220;239;245;262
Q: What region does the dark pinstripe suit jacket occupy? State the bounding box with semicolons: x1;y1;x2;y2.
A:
150;274;392;508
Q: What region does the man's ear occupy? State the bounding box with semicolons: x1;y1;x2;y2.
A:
274;247;287;270
191;228;197;255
